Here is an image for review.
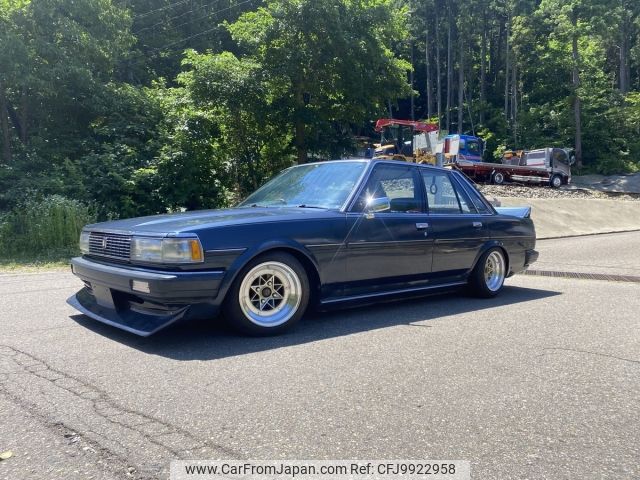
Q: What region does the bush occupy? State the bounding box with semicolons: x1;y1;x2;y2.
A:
0;195;95;256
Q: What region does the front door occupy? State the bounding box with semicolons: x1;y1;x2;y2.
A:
344;163;434;296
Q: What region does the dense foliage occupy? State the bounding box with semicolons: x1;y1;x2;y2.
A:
1;0;639;234
0;195;95;255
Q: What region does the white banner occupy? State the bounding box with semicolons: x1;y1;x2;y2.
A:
171;460;470;480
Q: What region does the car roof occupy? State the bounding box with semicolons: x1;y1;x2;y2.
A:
304;158;453;174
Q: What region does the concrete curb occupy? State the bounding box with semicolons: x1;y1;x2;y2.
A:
497;196;640;239
537;228;640;241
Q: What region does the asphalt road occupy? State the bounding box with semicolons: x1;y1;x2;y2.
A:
1;232;639;480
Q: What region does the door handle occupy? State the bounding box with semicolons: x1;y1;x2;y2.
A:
415;222;429;230
472;221;483;228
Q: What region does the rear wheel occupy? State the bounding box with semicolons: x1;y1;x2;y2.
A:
223;252;309;335
468;248;507;298
550;174;563;189
492;171;505;185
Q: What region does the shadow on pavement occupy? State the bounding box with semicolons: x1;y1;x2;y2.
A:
70;285;561;361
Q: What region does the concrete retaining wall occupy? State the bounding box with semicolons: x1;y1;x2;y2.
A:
497;197;640;239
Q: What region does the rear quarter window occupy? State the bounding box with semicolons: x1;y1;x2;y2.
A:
422;170;476;214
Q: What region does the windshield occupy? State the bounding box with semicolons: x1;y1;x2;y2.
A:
238;161;367;209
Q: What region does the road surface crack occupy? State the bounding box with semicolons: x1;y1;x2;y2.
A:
541;347;640;365
0;344;243;478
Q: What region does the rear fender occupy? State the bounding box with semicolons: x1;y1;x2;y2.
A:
469;240;510;277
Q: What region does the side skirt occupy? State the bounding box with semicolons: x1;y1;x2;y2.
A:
318;281;467;308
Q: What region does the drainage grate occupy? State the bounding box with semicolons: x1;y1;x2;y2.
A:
522;269;640;284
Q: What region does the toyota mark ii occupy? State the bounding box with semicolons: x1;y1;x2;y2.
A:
68;160;538;336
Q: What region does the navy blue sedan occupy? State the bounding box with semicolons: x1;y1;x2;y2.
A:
68;160;538;336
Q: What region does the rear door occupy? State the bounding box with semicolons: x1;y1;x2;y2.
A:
422;168;490;282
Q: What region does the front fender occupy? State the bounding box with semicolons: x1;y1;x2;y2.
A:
215;238;320;302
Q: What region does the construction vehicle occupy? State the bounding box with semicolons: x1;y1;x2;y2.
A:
449;147;575;188
373;119;439;164
372;119;573;188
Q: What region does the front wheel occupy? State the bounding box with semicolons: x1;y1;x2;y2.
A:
549;174;563;189
468;248;507;298
492;171;505;185
223;252;310;335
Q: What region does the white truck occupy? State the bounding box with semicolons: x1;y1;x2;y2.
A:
450;147;575;188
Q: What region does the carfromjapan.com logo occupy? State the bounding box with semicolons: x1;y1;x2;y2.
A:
170;460;470;480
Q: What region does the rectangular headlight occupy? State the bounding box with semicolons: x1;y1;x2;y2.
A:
130;237;204;264
79;231;90;254
131;237;163;262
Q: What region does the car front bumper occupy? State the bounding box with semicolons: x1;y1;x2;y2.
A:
67;257;225;336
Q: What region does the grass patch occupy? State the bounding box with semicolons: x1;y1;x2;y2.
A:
0;195;93;273
0;248;77;273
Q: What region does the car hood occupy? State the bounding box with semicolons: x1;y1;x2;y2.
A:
84;207;339;236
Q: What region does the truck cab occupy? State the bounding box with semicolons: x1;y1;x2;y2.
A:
443;134;484;162
506;147;574;188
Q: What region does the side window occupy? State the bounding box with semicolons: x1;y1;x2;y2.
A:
553;148;569;165
353;164;422;213
422;171;475;214
453;173;490;214
457;189;474;213
466;140;480;156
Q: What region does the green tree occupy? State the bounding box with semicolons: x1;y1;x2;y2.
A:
178;50;293;195
227;0;412;164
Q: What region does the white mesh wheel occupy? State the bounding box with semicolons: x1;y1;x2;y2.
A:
238;261;303;327
483;250;506;292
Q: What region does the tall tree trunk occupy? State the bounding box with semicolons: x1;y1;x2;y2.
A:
410;42;415;120
425;12;433;119
571;11;583;169
619;17;630;94
295;119;307;165
457;30;464;134
479;2;487;124
0;81;11;164
504;12;510;120
294;87;307;164
495;20;503;87
446;0;452;133
19;87;28;144
435;7;442;130
511;58;517;144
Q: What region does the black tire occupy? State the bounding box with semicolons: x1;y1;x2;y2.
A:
468;248;507;298
222;252;310;336
549;174;563;189
492;171;505;185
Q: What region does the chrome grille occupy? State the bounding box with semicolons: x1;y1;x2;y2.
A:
88;232;131;260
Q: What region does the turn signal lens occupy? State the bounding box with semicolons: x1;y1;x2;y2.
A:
190;239;203;262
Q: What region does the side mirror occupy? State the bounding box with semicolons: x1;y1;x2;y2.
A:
365;196;391;218
569;155;576;166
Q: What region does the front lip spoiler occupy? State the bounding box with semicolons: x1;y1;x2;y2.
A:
67;289;189;337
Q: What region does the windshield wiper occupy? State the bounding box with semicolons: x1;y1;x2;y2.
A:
296;204;327;209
